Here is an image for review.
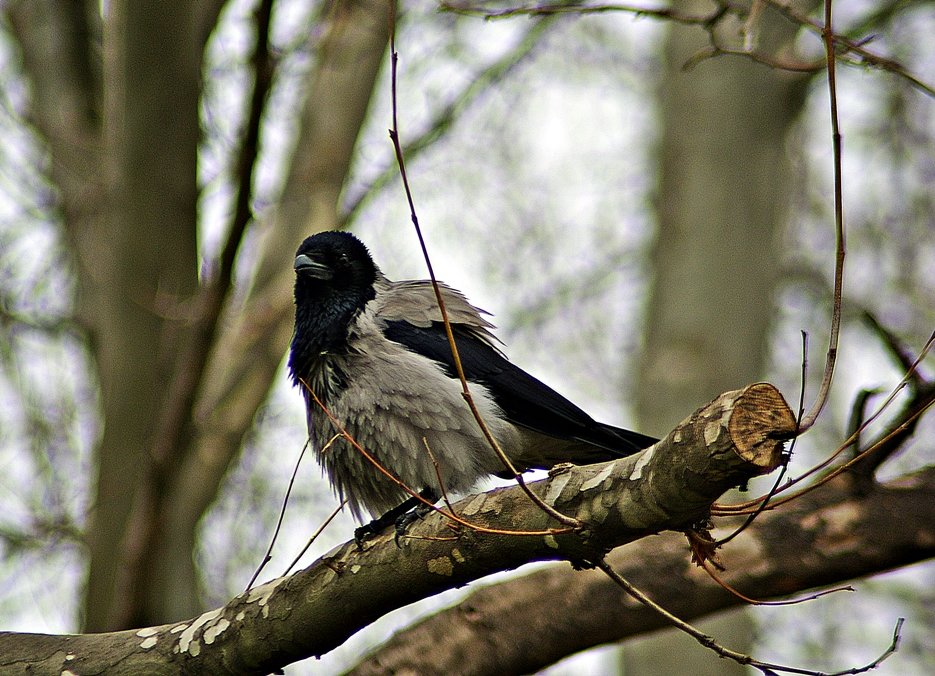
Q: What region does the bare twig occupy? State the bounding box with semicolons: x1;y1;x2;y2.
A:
596;557;903;675
698;555;854;607
796;0;845;434
713;460;788;545
341;15;556;226
440;1;935;97
247;435;311;591
422;437;458;517
442;1;714;23
764;0;935;97
282;500;346;578
386;5;581;528
682;43;822;73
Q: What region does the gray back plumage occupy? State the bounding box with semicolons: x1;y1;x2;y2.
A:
374;278;500;343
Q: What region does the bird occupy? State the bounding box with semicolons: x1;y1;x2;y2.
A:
288;231;657;539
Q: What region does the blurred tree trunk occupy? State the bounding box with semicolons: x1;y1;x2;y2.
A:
6;0;391;631
7;0;205;629
93;2;204;630
626;0;810;673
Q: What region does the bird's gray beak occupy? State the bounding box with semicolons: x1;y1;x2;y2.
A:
294;254;333;280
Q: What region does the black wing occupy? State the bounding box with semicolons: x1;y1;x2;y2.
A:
382;320;656;455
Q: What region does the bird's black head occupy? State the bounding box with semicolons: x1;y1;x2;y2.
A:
293;231;377;295
289;231;378;385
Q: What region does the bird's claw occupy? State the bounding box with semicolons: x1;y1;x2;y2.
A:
393;504;431;547
354;522;379;550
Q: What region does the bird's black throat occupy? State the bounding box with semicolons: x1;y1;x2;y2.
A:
289;277;375;396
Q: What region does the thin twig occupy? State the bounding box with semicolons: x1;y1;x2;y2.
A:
282;500;346;578
247;436;310;591
423;437;458;516
713;461;788;545
341;15;556;226
386;5;581;529
218;0;275;287
699;556;854;606
596;557;903;675
440;1;935;96
797;0;845;433
442;0;714;23
763;0;935;97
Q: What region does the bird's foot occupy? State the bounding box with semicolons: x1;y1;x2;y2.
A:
393;503;433;547
353;521;381;549
353;488;438;549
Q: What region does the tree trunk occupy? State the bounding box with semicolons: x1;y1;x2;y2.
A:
83;2;204;631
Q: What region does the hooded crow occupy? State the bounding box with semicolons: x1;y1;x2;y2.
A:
288;231;656;536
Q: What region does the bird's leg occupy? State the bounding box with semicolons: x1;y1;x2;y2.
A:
354;487;438;548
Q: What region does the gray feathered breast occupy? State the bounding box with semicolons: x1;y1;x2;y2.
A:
301;276;519;519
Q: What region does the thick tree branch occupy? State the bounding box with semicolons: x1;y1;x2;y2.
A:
348;464;935;674
96;2;205;629
11;1;207;629
0;384;792;674
108;0;277;631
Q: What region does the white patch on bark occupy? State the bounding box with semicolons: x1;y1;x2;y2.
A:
545;472;572;504
245;576;287;619
581;463;615;491
204;618;231;644
704;420;722;445
630;447;654;480
461;492;489;516
178;608;223;654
